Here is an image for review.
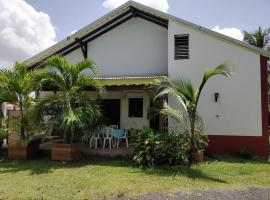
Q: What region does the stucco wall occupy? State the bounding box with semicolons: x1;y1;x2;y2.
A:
65;17;168;77
168;19;262;136
103;90;150;129
39;90;150;129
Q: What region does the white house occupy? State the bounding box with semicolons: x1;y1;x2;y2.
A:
25;1;270;157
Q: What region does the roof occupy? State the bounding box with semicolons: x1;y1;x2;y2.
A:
24;1;270;68
95;76;167;86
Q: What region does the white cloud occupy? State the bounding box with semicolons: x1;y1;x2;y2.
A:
0;0;56;68
71;30;78;35
102;0;169;13
211;26;244;41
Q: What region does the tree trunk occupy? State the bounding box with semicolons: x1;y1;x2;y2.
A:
19;99;25;140
188;111;196;165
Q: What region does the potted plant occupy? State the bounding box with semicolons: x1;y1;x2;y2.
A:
35;55;103;161
0;63;41;159
154;63;231;164
192;131;208;162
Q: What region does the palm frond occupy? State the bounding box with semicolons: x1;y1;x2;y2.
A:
196;63;231;104
244;27;270;49
160;102;184;123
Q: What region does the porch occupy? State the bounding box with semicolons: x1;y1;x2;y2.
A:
39;137;134;158
37;76;167;158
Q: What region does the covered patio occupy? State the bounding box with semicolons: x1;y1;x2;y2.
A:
38;75;167;158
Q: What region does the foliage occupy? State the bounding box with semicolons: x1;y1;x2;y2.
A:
238;146;252;159
243;27;270;50
0;128;8;140
0;63;41;140
132;127;189;167
154;64;231;159
192;130;209;150
243;27;270;90
35;55;104;143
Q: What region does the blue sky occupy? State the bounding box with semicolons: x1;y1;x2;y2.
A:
25;0;270;41
0;0;269;67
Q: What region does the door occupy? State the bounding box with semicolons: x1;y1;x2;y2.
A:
100;99;121;126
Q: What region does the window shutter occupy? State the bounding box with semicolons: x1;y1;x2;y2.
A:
174;35;189;60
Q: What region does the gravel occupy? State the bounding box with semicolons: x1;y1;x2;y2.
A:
110;187;270;200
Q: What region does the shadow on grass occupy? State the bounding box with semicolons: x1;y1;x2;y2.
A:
205;154;270;165
135;166;227;183
1;153;267;185
0;156;133;175
0;155;228;184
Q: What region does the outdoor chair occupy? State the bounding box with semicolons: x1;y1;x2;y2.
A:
89;130;101;149
98;125;107;129
112;129;128;148
103;127;113;149
109;125;118;129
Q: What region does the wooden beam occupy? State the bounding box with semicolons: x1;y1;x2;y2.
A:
75;38;88;59
62;15;133;56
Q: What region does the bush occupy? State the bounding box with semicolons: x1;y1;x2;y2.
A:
131;127;190;167
193;130;209;151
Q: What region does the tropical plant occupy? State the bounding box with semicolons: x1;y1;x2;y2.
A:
0;63;40;141
35;55;103;144
132;127;189;167
243;27;270;89
243;27;270;50
154;64;231;161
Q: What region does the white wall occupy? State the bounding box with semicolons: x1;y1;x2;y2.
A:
65;17;168;77
39;90;150;129
65;48;84;64
168;19;262;136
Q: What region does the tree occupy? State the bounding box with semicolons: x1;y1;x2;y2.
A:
243;27;270;89
243;27;270;50
0;63;39;140
154;64;231;161
35;55;103;143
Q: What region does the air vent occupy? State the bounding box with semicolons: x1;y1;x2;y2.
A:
174;35;189;60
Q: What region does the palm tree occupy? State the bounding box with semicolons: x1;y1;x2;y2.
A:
0;63;39;140
244;27;270;90
154;64;231;159
35;55;103;143
243;27;270;50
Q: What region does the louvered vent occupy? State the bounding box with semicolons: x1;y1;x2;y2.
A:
174;35;189;60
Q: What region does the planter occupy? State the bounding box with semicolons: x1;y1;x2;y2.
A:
8;144;28;159
192;150;204;162
51;143;81;161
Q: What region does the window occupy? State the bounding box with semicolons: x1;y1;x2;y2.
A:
128;98;143;117
174;34;189;60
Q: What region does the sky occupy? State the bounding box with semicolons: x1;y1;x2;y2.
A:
0;0;269;68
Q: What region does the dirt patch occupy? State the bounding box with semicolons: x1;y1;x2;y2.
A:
110;187;270;200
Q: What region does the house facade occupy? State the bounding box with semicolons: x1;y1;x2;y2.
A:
25;1;270;157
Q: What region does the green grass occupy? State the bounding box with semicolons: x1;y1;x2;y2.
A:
0;156;269;200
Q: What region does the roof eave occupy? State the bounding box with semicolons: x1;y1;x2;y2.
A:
24;0;270;68
128;1;270;58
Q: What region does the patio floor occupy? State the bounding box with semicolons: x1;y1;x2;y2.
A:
39;141;133;157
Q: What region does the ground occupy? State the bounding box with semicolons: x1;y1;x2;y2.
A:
0;156;269;200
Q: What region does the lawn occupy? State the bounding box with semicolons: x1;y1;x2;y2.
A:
0;156;269;200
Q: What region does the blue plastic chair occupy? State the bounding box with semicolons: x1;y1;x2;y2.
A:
112;129;128;148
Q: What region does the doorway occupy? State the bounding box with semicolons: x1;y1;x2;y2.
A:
100;99;121;126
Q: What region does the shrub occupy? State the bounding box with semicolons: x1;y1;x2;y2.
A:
193;130;209;151
239;146;252;159
131;127;190;167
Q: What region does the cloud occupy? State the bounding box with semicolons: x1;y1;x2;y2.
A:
102;0;169;13
211;26;244;41
70;30;78;35
0;0;56;68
